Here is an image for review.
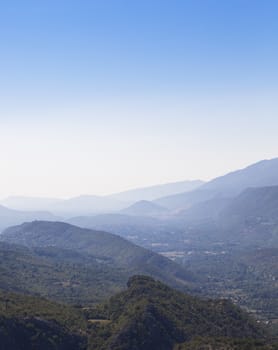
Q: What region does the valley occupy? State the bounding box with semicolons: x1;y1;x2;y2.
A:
0;158;278;348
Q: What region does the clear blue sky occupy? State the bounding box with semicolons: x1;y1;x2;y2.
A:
1;0;278;198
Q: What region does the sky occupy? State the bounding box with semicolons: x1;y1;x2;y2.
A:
1;0;278;198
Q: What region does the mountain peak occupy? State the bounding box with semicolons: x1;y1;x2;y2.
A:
121;200;168;217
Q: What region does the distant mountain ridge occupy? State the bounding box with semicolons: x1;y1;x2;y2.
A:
1;196;63;211
0;205;58;232
1;179;203;215
121;200;168;217
172;185;278;247
219;185;278;221
156;158;278;210
1;195;126;215
109;180;204;202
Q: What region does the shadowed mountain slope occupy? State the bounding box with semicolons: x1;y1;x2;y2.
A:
0;288;86;350
121;200;169;217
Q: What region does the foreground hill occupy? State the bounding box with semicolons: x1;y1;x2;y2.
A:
86;275;268;350
0;221;195;289
156;158;278;210
0;276;274;350
0;288;86;350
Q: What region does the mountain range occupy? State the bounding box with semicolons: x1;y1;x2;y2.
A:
0;157;278;348
155;158;278;210
0;180;204;215
109;179;204;202
2;157;278;223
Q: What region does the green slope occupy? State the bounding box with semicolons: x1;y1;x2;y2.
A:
0;221;195;290
0;289;86;350
0;242;126;304
0;276;275;350
86;276;268;350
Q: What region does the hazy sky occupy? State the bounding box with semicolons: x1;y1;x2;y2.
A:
1;0;278;198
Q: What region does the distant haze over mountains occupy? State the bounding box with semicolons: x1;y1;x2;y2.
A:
156;158;278;210
1;158;278;227
1;196;63;212
109;180;204;202
200;158;278;195
0;179;204;215
0;205;58;232
121;200;169;217
1;195;126;215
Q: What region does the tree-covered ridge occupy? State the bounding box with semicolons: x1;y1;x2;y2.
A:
0;242;126;305
86;276;268;350
1;221;195;288
0;275;276;350
0;289;87;350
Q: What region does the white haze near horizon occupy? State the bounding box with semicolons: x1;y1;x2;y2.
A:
1;93;278;200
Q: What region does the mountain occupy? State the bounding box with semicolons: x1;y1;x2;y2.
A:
121;200;169;217
0;288;86;350
201;158;278;195
67;213;176;250
0;276;273;350
215;186;278;246
109;180;204;202
0;241;126;304
86;275;267;350
156;158;278;210
156;188;220;211
1;180;204;215
68;213;161;239
219;185;278;223
170;185;278;247
0;205;58;232
175;197;231;222
0;221;195;289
